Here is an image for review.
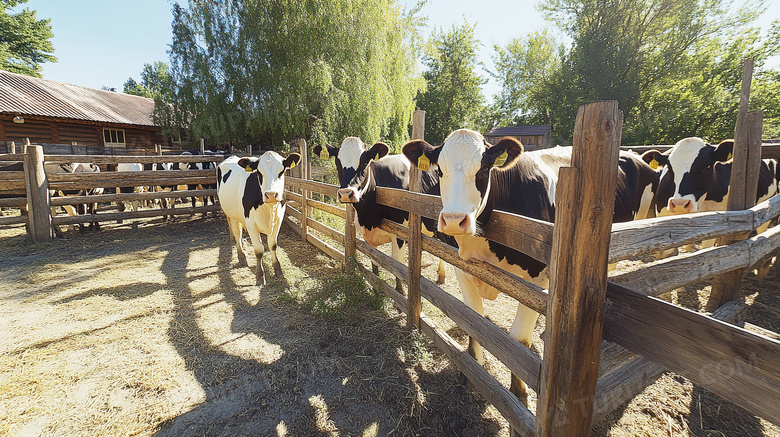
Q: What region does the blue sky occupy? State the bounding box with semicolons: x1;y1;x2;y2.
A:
25;0;780;101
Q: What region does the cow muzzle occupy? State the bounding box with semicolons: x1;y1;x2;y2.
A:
667;198;693;214
439;212;472;235
263;191;282;203
337;188;358;203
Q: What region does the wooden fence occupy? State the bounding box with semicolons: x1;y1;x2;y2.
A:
280;105;780;436
0;146;222;241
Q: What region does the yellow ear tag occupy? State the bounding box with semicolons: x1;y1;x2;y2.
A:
417;154;430;171
374;153;380;161
289;161;296;169
493;150;508;167
244;165;253;173
727;152;733;160
649;158;659;170
320;149;329;160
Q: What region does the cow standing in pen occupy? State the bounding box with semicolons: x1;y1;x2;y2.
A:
313;137;449;291
217;152;301;285
402;129;663;406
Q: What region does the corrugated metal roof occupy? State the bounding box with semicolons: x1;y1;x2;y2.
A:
0;70;156;126
486;125;552;137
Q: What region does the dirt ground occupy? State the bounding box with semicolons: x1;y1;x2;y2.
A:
1;211;779;436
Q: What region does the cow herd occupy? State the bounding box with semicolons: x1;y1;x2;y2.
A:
28;132;779;409
213;130;778;407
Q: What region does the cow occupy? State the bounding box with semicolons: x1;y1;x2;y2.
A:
178;150;222;208
217;152;301;285
642;137;780;270
115;163;144;213
313;137;448;290
401;129;662;406
642;137;779;217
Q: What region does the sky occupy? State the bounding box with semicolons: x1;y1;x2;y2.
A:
23;0;780;101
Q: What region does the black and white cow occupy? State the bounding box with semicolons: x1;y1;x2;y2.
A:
313;137;448;288
642;137;779;217
115;163;145;213
402;129;662;405
217;152;301;285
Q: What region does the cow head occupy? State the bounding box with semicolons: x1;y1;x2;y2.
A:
654;137;733;214
238;152;301;204
403;130;522;235
314;137;389;203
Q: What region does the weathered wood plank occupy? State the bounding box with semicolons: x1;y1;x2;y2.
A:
284;190;302;204
50;189;216;206
306;217;345;245
419;275;543;393
0;179;27;191
603;281;780;426
52;204;221;225
306;233;344;262
0;153;26;162
47;168;214;183
307;198;345;218
750;193;780;228
0;214;26;226
608;210;754;262
0;197;26;207
538;101;622;436
407;109;425;329
44;154;223;164
49;176;216;191
417;313;536;436
284;216;302;236
286;205;302;222
344;204;356;271
26;146;52;242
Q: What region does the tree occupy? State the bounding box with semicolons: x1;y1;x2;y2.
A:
492;0;780;144
165;0;424;150
416;21;486;145
124;62;181;141
0;0;56;77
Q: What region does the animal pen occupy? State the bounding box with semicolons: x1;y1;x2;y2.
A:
2;90;780;436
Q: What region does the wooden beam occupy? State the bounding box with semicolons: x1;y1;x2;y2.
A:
52;204;220;225
44;154;220;164
25;145;52;242
407;109;425;329
603;281;780;426
537;101;622;436
50;189;216;206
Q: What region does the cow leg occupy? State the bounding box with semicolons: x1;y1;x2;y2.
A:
229;219;248;267
508;303;540;407
268;235;283;277
391;237;405;294
454;268;484;365
247;228;266;286
436;259;446;284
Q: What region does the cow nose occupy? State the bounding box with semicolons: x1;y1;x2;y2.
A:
264;191;279;203
668;198;692;213
337;188;356;203
439;213;470;235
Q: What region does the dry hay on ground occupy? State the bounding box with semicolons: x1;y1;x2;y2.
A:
0;216;779;436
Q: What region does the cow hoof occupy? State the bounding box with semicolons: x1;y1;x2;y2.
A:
237;259;247;268
436;276;445;285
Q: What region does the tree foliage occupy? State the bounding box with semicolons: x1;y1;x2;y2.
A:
0;0;56;77
415;21;486;145
492;0;780;144
164;0;424;150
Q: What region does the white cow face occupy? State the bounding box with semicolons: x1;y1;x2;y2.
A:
402;129;522;235
651;137;733;214
238;152;301;204
313;137;389;203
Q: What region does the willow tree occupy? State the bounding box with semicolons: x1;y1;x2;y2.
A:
163;0;424;149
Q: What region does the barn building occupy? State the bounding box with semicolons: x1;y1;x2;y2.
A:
0;70;174;154
484;125;553;151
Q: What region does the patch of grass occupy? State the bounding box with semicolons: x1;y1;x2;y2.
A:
295;269;386;323
400;329;433;367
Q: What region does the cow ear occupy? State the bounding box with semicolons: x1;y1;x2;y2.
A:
283;153;302;169
641;150;668;170
238;158;257;172
483;137;523;170
402;139;439;171
313;144;337;160
365;142;389;162
714;139;734;162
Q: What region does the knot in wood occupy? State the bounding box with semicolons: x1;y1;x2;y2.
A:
601;118;615;134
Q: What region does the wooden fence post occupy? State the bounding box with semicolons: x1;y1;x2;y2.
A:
10;141;16;154
406;110;425;329
248;144;253;156
71;142;78;155
536;101;622;436
23;138;30;153
24;145;53;243
200;138;205;155
296;138;309;243
344;204;356;271
707;59;761;312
